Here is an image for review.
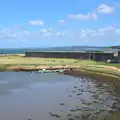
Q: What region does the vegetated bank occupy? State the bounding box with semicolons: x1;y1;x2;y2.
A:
0;54;79;71
64;66;120;120
0;54;120;119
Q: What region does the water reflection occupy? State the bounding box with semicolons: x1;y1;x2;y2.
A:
0;72;120;120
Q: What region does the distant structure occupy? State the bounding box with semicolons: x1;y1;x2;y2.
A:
25;49;120;62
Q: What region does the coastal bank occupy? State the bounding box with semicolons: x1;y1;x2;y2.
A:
0;54;120;119
64;67;120;120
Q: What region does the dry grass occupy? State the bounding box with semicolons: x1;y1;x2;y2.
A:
0;54;97;66
0;54;120;119
0;54;120;73
80;65;120;77
104;112;120;120
0;55;76;65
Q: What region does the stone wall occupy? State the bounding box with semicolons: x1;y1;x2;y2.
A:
25;52;90;59
91;53;114;61
25;51;119;61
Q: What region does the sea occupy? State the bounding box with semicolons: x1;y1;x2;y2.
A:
0;47;107;54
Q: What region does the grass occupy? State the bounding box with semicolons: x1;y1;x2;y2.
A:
80;65;120;77
0;54;120;119
104;112;120;120
1;54;120;82
0;54;120;69
95;62;120;68
0;55;75;65
0;54;100;69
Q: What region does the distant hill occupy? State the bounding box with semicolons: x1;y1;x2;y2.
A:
111;45;120;49
35;46;107;51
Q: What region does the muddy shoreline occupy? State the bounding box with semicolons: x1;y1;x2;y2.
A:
1;66;120;93
64;68;120;93
1;66;120;119
64;68;120;120
0;66;77;72
1;66;120;91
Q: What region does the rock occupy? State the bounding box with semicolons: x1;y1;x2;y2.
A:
96;84;102;87
68;118;75;120
74;86;77;89
93;101;98;103
81;99;85;102
60;103;64;105
81;90;84;92
28;118;32;120
67;114;71;116
68;95;72;97
76;108;81;111
70;109;76;112
75;116;80;118
98;98;103;101
76;105;79;108
91;91;97;94
83;102;92;105
99;91;104;94
55;114;61;118
49;112;61;118
81;85;83;87
77;93;82;96
72;90;76;93
82;115;91;120
91;115;99;120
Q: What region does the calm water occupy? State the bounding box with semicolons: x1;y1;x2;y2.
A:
0;47;105;54
0;72;120;120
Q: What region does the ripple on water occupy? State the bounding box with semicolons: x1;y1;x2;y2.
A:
0;72;120;120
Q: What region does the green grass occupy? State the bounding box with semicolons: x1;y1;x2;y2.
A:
0;55;76;65
0;54;120;119
104;112;120;120
1;54;120;71
95;61;120;67
0;55;101;67
80;65;120;77
0;54;120;66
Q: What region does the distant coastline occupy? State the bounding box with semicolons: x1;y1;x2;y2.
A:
0;46;109;54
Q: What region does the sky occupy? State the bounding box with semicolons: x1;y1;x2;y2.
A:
0;0;120;48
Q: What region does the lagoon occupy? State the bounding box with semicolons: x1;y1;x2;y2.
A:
0;72;120;120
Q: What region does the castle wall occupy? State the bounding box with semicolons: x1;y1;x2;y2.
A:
25;52;90;59
25;51;120;61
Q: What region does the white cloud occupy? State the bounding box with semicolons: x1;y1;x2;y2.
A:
96;4;114;14
0;26;67;40
0;28;30;39
57;20;66;23
68;3;119;21
0;24;120;47
0;28;17;39
79;25;117;38
68;12;97;20
39;28;53;36
56;32;65;36
29;20;44;26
